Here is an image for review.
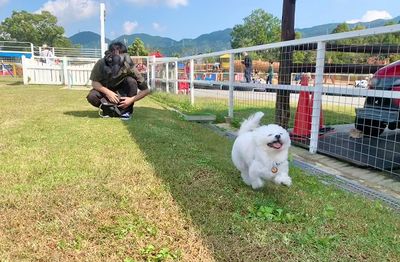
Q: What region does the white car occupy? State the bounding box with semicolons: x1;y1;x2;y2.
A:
355;79;368;88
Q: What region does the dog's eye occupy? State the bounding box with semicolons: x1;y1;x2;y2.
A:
268;134;272;136
280;133;283;135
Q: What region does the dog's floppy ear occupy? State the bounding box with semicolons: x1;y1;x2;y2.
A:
104;51;113;65
120;53;134;69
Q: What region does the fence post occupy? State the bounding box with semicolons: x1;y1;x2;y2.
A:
30;43;34;58
62;56;70;88
174;61;179;94
151;55;156;89
100;3;107;56
309;41;326;154
146;57;150;87
190;59;194;105
166;62;169;93
22;56;28;85
228;53;235;118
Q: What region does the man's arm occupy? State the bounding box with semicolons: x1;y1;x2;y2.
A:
119;88;150;109
118;63;151;109
92;81;120;104
132;88;150;103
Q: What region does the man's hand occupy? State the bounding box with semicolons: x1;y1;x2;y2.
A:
118;97;134;109
106;90;120;104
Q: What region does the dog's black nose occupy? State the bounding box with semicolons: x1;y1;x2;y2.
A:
275;134;281;139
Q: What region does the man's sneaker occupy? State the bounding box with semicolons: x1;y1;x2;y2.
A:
99;104;111;118
120;112;132;120
99;99;122;118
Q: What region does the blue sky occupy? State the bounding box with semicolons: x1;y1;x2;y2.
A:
0;0;399;40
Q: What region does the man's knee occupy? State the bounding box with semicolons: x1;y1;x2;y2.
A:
126;76;138;87
125;76;138;95
87;89;102;107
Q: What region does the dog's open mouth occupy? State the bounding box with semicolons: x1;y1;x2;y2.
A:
267;140;283;149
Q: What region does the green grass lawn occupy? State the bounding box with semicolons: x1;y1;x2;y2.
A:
0;83;399;261
150;91;356;128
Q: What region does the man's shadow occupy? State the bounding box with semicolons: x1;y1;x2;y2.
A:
64;110;99;118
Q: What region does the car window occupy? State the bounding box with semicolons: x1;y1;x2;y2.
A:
371;77;400;89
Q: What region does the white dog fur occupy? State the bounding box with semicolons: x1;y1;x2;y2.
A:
232;112;292;189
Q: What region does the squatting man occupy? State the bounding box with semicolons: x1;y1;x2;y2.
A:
86;42;150;119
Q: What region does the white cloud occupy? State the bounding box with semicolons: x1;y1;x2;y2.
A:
125;0;188;8
166;0;188;7
36;0;98;25
152;22;161;30
346;10;392;24
123;21;139;34
152;22;166;32
0;0;9;7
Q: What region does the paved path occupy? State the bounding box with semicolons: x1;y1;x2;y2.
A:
290;146;400;200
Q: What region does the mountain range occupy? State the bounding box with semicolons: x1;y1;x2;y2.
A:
69;16;400;56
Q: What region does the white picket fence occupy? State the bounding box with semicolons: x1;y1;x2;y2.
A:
21;55;151;88
22;56;98;87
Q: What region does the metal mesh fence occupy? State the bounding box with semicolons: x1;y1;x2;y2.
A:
315;38;400;176
149;24;400;177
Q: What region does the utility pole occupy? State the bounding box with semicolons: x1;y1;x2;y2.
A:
275;0;296;128
100;3;107;56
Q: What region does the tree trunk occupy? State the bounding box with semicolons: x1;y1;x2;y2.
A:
275;0;296;128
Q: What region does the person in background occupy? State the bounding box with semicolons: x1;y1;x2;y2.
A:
40;44;54;65
213;61;220;71
241;52;252;83
86;42;150;120
267;61;274;84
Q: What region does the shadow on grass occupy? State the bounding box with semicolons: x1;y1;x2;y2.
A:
122;106;293;260
6;81;24;86
64;110;100;118
0;79;24;86
149;93;355;129
187;106;354;129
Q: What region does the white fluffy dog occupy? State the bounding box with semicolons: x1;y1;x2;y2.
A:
232;112;292;189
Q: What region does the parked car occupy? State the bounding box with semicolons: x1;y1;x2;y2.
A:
355;60;400;136
354;79;368;88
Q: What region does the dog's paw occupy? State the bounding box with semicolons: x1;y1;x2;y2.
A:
251;179;265;190
275;176;292;187
240;173;252;186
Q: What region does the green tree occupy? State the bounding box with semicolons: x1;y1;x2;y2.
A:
384;21;397;26
331;22;350;34
231;9;281;49
381;21;400;44
330;22;353;45
127;38;149;56
327;21;400;64
353;24;366;31
0;10;71;47
0;31;11;41
170;52;181;58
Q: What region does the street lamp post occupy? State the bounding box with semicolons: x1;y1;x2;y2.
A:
100;3;106;56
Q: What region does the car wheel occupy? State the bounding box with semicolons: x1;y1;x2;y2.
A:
355;117;385;137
